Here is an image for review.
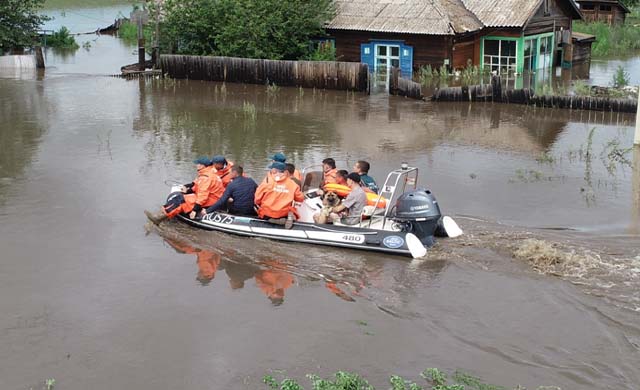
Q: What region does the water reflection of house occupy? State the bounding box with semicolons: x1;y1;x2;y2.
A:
326;0;584;78
575;0;630;25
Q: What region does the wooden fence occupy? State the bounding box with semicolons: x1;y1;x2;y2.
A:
431;75;637;113
160;54;370;92
389;67;423;99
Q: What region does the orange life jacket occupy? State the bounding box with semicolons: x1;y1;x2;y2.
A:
215;161;234;188
164;166;224;218
293;169;302;182
321;168;338;187
254;174;304;219
323;183;388;208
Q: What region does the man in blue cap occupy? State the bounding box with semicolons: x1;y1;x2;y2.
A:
270;152;287;163
145;157;223;224
265;152;302;185
211;155;235;188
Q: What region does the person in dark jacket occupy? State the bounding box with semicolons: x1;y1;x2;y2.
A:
204;166;258;216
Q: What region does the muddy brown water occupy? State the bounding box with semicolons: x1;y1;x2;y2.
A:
2;21;640;390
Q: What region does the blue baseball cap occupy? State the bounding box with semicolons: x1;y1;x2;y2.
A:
193;157;212;166
269;152;286;163
268;161;286;172
211;155;227;164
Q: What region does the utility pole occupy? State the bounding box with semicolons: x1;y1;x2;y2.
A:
137;16;145;71
635;87;640;145
152;0;160;68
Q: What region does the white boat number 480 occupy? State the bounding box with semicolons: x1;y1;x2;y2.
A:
342;234;364;243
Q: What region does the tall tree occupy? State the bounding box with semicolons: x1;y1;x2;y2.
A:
0;0;49;52
159;0;334;60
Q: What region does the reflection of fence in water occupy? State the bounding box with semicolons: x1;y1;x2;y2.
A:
160;54;370;92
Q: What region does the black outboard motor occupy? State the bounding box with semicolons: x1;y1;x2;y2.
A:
392;188;441;246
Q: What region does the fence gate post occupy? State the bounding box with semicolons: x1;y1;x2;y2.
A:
635;88;640;145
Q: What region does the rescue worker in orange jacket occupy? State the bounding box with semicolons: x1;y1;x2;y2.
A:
146;157;224;224
321;157;338;188
211;155;234;188
263;152;302;184
254;161;304;229
254;260;295;306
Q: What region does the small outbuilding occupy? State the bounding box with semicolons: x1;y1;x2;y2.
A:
575;0;630;25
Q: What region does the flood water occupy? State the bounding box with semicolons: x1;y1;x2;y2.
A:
2;5;640;390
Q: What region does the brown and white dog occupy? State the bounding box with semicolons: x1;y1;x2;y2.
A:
314;191;341;224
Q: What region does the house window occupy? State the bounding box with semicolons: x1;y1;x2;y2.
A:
539;35;553;70
364;47;370;55
523;38;536;73
581;4;594;10
483;39;517;75
600;5;612;11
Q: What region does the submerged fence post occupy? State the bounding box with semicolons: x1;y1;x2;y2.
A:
35;46;45;69
635;88;640;145
632;146;640;234
137;18;145;71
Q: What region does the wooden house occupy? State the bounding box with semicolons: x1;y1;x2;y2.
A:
575;0;630;25
326;0;583;78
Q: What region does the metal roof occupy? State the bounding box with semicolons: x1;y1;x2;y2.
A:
461;0;544;27
461;0;583;27
327;0;483;35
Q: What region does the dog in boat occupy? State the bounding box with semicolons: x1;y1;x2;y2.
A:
315;191;341;224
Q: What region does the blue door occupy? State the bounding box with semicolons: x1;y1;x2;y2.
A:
360;43;374;73
400;45;413;78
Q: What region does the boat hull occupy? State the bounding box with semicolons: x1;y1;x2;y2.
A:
174;212;431;258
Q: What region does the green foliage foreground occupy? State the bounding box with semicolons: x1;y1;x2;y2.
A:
573;17;640;57
263;368;560;390
158;0;334;60
0;0;50;51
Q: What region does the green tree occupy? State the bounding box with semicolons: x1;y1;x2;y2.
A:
159;0;334;60
620;0;638;8
0;0;50;52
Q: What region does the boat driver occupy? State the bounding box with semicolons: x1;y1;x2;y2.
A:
326;172;368;226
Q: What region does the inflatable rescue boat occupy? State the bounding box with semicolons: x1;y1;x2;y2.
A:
155;165;462;258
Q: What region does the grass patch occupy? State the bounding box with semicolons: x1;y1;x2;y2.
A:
611;65;630;88
242;101;257;121
267;83;280;95
264;369;557;390
572;80;592;96
117;21;153;45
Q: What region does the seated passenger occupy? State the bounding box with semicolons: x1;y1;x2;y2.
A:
286;163;302;188
327;173;367;225
263;152;302;184
354;160;378;194
145;157;224;224
321;158;338;188
211;155;234;188
254;162;304;229
204;166;257;216
335;170;348;186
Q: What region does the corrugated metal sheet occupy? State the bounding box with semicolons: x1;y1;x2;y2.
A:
461;0;544;27
327;0;483;35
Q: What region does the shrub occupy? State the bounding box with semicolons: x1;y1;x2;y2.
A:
46;26;79;50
